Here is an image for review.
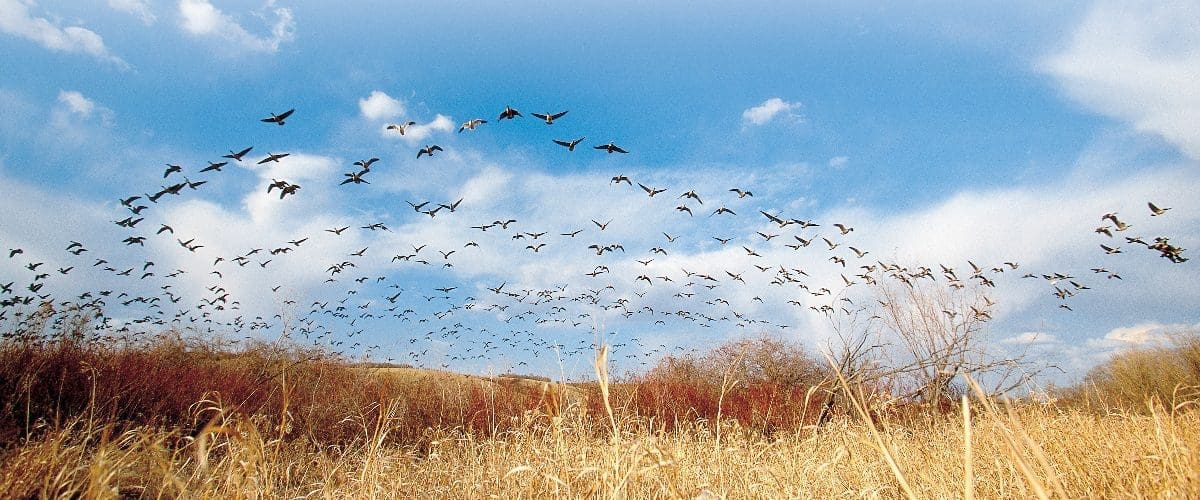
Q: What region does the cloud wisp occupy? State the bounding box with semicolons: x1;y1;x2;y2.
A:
0;0;128;67
1041;0;1200;160
742;98;802;127
177;0;296;54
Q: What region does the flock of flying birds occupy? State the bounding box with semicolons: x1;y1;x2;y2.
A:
0;103;1190;374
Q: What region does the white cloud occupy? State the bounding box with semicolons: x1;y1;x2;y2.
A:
741;97;802;126
52;89;115;136
1002;331;1059;345
109;0;156;25
1088;321;1198;349
0;0;127;67
177;0;295;54
57;90;95;116
1041;0;1200;159
828;156;849;169
358;91;406;121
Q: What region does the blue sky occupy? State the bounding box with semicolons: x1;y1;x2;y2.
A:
1;0;1198;385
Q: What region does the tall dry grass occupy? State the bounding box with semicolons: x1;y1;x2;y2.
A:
2;376;1197;498
1;331;1198;497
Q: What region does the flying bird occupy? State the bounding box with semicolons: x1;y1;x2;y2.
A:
224;146;253;161
531;110;568;124
417;145;443;158
1148;202;1171;216
387;121;417;135
594;142;628;154
553;137;586;151
340;171;369;185
354;157;380;170
458;118;487;132
498;106;522;120
201;161;228;173
638;183;666;197
261;108;295;125
257;152;290;164
730;188;753;198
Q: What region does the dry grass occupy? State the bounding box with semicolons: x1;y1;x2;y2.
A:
1;333;1198;498
1;397;1197;498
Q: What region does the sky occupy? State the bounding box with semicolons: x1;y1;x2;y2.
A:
1;0;1198;386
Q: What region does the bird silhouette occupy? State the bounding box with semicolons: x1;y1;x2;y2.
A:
498;106;522;120
224;146;253;161
638;183;666;197
531;111;568;124
553;137;586;151
417;145;444;158
258;152;290;164
594;142;628;154
261;108;295;125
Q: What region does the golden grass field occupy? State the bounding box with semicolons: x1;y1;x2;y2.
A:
1;336;1198;498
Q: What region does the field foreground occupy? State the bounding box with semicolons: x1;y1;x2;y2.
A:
2;398;1197;498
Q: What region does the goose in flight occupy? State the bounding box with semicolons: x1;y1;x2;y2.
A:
553;137;586;151
340;171;369;185
354;157;380;170
638;183;666;197
712;207;736;216
267;179;300;199
201;161;228;173
1148;202;1171;216
258;152;290;164
438;198;464;212
458;118;487;132
261;108;295;125
163;164;183;178
224;146;253;161
610;175;632;185
730;188;753;198
594;142;628;154
532;111;568;124
498;106;522;120
417;145;443;158
387;121;417;135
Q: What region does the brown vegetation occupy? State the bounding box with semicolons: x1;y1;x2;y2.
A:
0;326;1198;497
